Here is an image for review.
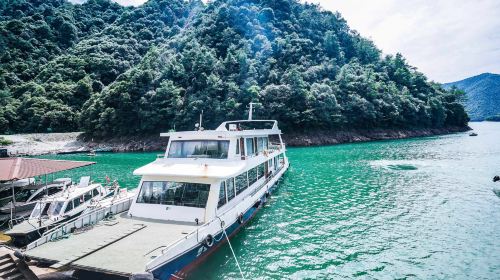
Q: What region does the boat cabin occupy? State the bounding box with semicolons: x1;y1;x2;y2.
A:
129;120;287;224
30;182;107;222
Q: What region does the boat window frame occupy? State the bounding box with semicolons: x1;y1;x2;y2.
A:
235;172;248;195
65;200;74;212
245;138;254;157
226;178;235;201
217;181;227;209
248;167;257;186
167;140;230;159
136;181;211;208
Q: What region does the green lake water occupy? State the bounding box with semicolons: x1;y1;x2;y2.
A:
39;122;500;279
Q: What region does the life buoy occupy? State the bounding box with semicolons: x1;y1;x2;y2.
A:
237;213;244;224
203;234;214;247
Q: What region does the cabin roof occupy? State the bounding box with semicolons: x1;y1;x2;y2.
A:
133;159;246;179
49;184;102;201
160;120;281;138
0;158;95;182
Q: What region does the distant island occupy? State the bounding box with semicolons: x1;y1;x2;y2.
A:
444;73;500;121
0;0;468;148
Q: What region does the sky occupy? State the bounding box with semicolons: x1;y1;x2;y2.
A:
70;0;500;83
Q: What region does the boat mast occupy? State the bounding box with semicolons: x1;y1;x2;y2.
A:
248;102;259;120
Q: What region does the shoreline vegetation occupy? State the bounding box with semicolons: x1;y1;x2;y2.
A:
1;0;468;140
1;126;470;156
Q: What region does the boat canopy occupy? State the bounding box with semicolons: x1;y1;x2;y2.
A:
133;159;246;179
0;158;95;182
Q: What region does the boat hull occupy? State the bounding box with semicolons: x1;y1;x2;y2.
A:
152;181;279;280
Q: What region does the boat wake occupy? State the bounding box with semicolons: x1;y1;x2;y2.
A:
369;160;426;171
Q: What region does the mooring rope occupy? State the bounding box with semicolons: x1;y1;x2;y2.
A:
219;218;246;280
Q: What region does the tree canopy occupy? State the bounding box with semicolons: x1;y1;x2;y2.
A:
0;0;468;136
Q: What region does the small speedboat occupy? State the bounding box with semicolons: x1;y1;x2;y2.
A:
0;178;71;219
5;177;111;246
469;132;478;136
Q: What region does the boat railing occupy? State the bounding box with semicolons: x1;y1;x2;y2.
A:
268;143;282;151
25;196;134;251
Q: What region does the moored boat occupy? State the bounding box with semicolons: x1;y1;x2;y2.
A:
21;117;289;279
0;178;71;218
5;177;111;246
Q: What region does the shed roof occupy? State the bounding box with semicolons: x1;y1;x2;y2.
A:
0;158;95;181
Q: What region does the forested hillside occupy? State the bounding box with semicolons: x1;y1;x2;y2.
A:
444;73;500;121
0;0;468;137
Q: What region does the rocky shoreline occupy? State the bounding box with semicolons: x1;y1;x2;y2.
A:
1;126;471;156
90;126;471;151
284;126;471;146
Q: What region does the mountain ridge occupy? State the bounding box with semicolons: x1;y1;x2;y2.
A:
443;73;500;121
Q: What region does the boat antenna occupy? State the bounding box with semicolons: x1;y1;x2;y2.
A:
194;111;204;131
199;110;204;131
248;102;260;120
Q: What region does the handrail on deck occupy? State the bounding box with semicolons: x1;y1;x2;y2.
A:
26;197;133;251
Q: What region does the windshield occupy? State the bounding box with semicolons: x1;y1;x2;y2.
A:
14;188;37;202
30;202;45;219
137;181;210;208
47;201;65;217
168;140;229;159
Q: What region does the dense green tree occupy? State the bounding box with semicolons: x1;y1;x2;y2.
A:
0;0;469;137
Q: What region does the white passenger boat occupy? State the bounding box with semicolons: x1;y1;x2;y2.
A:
5;177;111;246
22;118;289;279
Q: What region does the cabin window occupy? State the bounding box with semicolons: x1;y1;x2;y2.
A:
65;201;74;212
226;178;235;201
274;156;278;170
30;203;44;218
84;191;92;201
248;167;257;186
48;201;65;217
264;137;269;150
92;188;100;197
73;197;81;208
137;181;210;208
235;173;248;195
14;188;37;203
218;182;227;208
168;140;230;159
258;163;265;179
236;139;240;155
48;186;63;196
253;138;258;155
245;138;254;156
257;137;264;153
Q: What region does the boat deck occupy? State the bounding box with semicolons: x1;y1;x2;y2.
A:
6;218;53;235
25;213;198;276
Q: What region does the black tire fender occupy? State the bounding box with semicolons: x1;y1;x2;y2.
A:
204;234;214;247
